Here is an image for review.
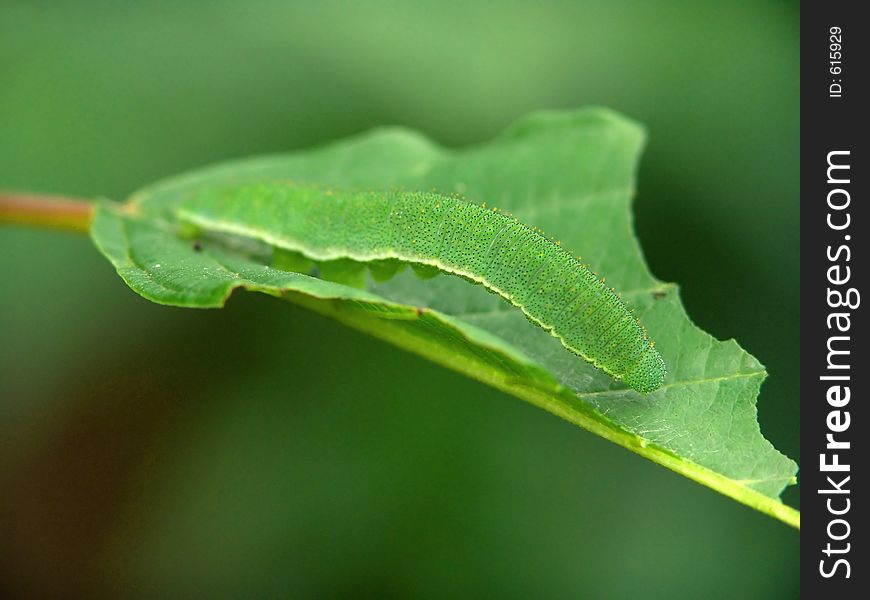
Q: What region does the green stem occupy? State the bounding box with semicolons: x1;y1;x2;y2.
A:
289;292;802;530
0;191;94;233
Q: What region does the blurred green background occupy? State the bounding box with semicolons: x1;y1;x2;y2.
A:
1;1;798;597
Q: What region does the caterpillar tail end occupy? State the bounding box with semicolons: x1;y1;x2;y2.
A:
622;348;667;394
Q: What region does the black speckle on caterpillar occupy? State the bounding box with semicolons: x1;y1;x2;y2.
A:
177;183;666;393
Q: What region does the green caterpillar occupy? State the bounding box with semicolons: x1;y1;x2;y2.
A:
178;183;666;393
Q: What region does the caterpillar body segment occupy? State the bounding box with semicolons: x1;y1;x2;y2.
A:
178;184;666;393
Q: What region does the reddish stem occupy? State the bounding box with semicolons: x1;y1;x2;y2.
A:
0;191;94;233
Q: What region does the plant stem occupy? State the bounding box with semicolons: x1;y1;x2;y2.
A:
0;191;94;233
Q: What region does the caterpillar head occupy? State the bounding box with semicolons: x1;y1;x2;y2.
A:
622;347;667;393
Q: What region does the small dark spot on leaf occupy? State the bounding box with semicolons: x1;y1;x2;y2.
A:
193;240;203;252
416;307;424;317
652;290;667;300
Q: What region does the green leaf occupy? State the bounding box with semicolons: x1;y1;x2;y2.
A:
90;108;799;528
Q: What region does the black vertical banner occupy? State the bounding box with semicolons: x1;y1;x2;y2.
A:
802;2;867;596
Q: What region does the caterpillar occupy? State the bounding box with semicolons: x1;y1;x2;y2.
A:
177;183;666;393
